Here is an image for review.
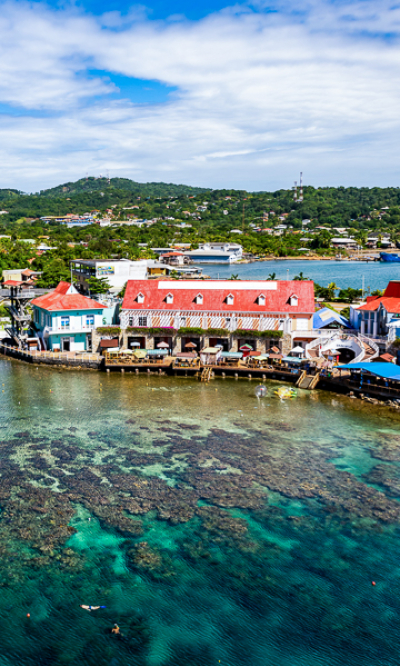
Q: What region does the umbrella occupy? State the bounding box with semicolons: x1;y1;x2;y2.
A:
131;341;140;347
215;344;224;349
157;342;169;348
185;342;197;349
290;346;305;354
133;349;147;359
239;344;253;351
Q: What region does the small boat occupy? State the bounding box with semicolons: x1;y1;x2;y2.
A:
274;387;297;400
379;253;400;263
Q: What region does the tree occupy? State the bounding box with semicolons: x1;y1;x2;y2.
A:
267;272;276;280
293;271;309;281
229;274;239;280
87;276;111;294
327;282;338;300
35;258;70;288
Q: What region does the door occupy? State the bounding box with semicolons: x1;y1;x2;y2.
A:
61;338;71;352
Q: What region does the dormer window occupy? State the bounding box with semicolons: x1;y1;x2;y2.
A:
166;292;173;304
258;294;266;306
226;293;234;305
137;292;144;304
195;293;203;304
289;294;298;306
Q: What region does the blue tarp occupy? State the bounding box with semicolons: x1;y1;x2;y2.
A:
313;307;351;330
338;362;400;381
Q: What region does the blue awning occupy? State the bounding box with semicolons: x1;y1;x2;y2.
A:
338;362;400;381
221;352;243;358
145;349;168;355
282;356;302;364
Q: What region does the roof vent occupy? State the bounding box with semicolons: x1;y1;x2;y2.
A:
166;292;173;304
226;293;234;305
258;293;266;305
137;292;145;303
289;294;298;306
195;293;203;304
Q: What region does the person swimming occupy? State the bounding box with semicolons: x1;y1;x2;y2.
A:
80;605;106;612
111;624;120;635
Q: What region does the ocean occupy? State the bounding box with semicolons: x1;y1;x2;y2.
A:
1;358;400;665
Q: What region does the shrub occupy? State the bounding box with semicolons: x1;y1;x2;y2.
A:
126;327;176;335
96;326;121;335
232;329;283;339
177;327;204;336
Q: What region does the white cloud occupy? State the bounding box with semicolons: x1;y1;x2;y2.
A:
0;0;400;190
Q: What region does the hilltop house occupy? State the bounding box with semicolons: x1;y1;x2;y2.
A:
119;279;315;354
31;282;110;351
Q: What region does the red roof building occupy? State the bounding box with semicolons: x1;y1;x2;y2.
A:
121;279;314;352
351;281;400;337
31;282;103;311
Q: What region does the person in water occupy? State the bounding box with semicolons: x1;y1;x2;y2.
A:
111;624;121;635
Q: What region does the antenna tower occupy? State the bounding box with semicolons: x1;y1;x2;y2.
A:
299;172;304;202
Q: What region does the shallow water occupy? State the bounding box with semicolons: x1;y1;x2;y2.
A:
1;358;400;664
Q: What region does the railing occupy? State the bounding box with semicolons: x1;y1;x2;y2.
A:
356;334;380;361
0;342;100;363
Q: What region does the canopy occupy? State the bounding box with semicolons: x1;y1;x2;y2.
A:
121;349;133;354
337;362;400;381
99;338;119;349
282;356;302;364
175;352;197;359
254;355;269;361
131;341;141;347
133;349;147;359
201;347;220;354
157;342;169;348
215;344;224;349
248;351;262;357
290;346;305;354
108;348;120;354
239;344;253;351
185;342;197;349
221;352;243;358
269;353;282;360
146;349;168;355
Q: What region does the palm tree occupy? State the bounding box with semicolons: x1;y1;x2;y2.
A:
267;272;276;280
327;282;338;300
293;271;309;281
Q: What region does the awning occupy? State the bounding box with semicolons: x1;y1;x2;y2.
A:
337;362;400;381
201;347;220;354
269;353;283;360
282;356;302;363
146;349;168;355
254;355;269;361
221;352;243;358
290;346;305;354
175;352;197;359
133;349;147;359
108;348;120;354
99;338;119;348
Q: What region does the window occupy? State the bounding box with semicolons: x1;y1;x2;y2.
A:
195;293;203;304
86;315;94;327
61;316;70;329
137;292;144;303
166;293;173;304
180;317;187;327
289;295;298;306
129;316;134;326
226;293;234;305
138;316;148;327
258;294;266;306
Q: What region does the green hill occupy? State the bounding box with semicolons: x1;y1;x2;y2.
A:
40;177;208;198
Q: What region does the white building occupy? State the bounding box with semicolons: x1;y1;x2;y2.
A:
197;242;243;260
71;259;148;295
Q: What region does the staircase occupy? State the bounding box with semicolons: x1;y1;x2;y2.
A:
296;370;320;390
201;367;212;382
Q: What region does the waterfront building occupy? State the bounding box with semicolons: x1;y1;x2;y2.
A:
119;279;315;355
183;248;239;264
350;280;400;339
31;282;109;351
71;259;148;295
197;242;243;259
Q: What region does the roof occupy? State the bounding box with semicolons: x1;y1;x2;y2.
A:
122;279;315;314
358;297;400;313
338;362;400;380
31;282;104;312
313;307;351;329
99;338;119;348
374;353;395;363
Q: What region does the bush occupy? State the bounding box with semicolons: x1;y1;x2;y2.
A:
232;329;283;339
126;327;176;335
206;328;229;337
177;327;204;336
96;326;121;335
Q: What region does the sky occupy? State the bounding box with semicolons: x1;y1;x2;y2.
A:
1;0;400;192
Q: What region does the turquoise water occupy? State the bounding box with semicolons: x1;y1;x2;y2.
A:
204;259;400;291
1;358;400;664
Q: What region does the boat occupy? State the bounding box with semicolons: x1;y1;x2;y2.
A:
379;253;400;262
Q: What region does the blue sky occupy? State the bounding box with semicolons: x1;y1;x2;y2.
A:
0;0;400;191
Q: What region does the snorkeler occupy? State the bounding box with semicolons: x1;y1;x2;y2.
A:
80;605;106;612
111;624;122;636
